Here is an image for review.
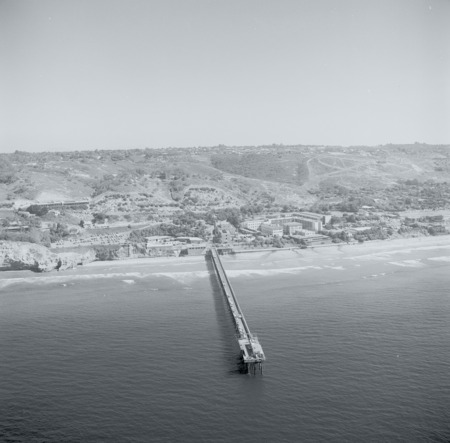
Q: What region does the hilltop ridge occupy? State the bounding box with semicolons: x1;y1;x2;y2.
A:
1;144;449;211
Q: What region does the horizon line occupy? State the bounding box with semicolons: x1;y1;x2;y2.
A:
2;141;450;155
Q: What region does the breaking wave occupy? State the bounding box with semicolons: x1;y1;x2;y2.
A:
0;270;210;290
388;260;425;268
225;266;323;278
427;256;450;262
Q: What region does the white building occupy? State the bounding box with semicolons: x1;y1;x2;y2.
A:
260;223;283;237
292;212;324;232
242;219;264;231
283;222;303;236
267;212;324;233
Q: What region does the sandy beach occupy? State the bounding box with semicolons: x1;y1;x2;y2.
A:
76;234;450;271
1;235;449;291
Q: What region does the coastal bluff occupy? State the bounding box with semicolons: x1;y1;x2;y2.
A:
0;241;95;272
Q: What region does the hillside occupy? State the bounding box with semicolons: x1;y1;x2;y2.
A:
0;144;449;218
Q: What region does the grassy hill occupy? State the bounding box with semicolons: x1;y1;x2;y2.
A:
0;144;449;216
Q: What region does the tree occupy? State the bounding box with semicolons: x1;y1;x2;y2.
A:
225;208;241;228
212;224;222;244
427;226;437;236
94;246;119;261
27;205;49;216
330;216;342;225
345;214;357;223
49;222;69;242
273;237;284;248
92;213;107;224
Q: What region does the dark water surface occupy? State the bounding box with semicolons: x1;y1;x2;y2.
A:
1;247;449;442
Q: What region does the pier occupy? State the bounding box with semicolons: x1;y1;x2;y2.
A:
209;247;265;374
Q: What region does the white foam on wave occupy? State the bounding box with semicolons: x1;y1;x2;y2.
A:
388;260;425;268
0;269;216;290
346;253;390;261
225;266;323;278
427;256;450;262
347;243;450;262
363;273;385;279
151;271;209;283
0;272;148;290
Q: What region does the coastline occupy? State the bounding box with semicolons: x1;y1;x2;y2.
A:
1;234;450;274
85;254;205;268
84;234;450;268
1;235;449;289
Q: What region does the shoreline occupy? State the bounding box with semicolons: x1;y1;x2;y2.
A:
85;253;205;268
0;235;449;285
0;234;448;290
82;234;450;268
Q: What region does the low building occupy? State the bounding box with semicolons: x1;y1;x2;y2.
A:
146;244;180;257
303;234;332;245
28;200;90;209
2;224;29;232
177;236;204;244
145;236;182;256
217;246;234;255
242;219;264;231
145;236;173;247
183;244;207;255
267;216;294;226
260;223;283;237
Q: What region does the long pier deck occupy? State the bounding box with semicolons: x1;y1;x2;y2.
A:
209;247;265;374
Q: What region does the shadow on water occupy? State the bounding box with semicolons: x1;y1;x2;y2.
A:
205;256;247;375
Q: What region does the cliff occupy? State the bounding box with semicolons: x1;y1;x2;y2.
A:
0;241;95;272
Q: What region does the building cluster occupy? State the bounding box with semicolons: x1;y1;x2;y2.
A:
3;192;449;259
144;235;207;256
242;212;331;237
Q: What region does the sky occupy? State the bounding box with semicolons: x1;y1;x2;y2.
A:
0;0;449;153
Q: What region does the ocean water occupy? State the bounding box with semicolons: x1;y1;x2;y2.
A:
0;244;449;442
